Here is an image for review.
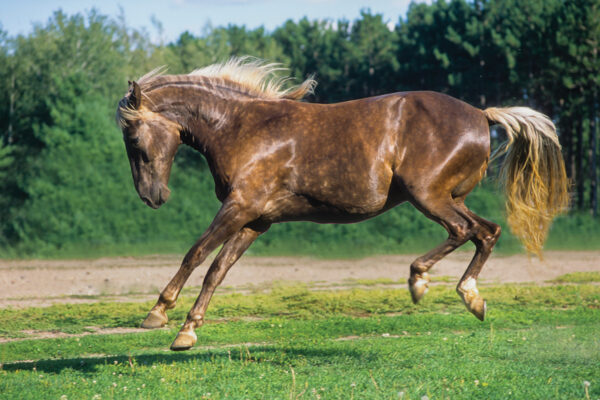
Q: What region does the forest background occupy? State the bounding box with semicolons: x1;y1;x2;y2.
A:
0;0;598;258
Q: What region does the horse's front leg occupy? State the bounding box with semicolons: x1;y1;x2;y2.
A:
141;199;259;329
170;224;267;350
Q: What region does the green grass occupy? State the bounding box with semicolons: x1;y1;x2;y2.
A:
1;284;599;399
346;277;401;286
1;284;599;339
344;276;454;287
550;271;600;284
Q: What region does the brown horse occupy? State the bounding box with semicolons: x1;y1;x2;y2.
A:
117;58;568;351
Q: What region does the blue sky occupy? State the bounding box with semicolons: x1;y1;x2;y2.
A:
1;0;424;43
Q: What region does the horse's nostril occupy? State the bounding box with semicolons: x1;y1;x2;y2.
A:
141;196;154;207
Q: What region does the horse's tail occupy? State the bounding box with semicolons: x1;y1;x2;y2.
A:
483;107;569;256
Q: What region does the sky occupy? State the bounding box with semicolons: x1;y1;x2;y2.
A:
0;0;424;43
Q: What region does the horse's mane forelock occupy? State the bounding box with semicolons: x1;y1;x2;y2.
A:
137;56;317;100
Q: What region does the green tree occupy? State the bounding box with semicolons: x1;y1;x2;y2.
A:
274;17;351;102
0;11;138;250
548;0;600;215
1;3;598;257
346;10;399;99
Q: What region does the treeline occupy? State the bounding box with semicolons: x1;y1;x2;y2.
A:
0;1;598;257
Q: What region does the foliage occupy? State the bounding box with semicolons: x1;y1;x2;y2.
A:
0;3;599;257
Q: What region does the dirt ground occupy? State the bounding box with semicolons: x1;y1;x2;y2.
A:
1;251;599;308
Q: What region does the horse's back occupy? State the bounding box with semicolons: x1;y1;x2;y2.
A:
240;91;491;222
289;90;490;187
315;91;490;202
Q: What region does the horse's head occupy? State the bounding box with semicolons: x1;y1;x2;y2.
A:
117;81;181;209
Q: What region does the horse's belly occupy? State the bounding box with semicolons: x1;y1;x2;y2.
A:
280;199;406;224
264;185;408;224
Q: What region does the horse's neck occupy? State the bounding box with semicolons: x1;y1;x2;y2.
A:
168;86;248;198
156;85;243;153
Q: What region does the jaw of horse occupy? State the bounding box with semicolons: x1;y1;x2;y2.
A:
141;306;169;329
457;278;486;321
170;325;198;351
408;272;430;304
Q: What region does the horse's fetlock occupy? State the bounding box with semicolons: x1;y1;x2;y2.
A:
410;261;428;275
458;276;478;293
158;295;176;309
187;313;204;327
165;300;177;310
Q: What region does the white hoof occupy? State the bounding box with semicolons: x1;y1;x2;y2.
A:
170;330;197;351
409;272;430;304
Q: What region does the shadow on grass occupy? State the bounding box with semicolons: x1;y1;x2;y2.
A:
1;345;364;374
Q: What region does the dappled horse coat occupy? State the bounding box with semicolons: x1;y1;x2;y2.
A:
117;58;568;350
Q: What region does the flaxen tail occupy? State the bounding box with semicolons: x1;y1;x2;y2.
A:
483;107;569;256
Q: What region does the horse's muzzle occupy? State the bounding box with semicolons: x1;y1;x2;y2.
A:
140;185;171;209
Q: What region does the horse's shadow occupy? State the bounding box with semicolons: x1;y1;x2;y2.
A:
2;345;365;375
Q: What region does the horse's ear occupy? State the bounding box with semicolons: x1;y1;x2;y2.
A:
128;81;142;110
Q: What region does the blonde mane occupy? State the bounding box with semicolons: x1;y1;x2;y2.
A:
117;57;316;128
189;57;316;100
138;57;316;100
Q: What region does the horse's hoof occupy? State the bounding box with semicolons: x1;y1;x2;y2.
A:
457;278;486;321
469;298;486;321
408;272;430;304
170;330;197;351
141;309;168;329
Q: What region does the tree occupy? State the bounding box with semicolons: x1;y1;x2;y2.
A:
346;10;399;99
273;17;351;102
0;11;137;249
548;0;600;215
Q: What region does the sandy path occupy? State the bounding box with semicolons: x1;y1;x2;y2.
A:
1;251;598;308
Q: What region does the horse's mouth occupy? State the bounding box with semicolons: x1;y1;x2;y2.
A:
139;184;171;209
142;190;170;209
141;196;163;209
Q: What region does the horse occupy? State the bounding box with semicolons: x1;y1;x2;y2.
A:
116;57;568;351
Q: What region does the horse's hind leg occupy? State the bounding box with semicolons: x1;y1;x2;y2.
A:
455;207;501;320
407;193;501;320
408;237;468;303
406;197;474;304
170;225;266;350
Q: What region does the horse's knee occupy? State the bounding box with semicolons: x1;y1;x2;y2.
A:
202;258;231;289
182;250;204;270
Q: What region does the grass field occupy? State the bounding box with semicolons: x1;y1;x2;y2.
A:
1;280;599;399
